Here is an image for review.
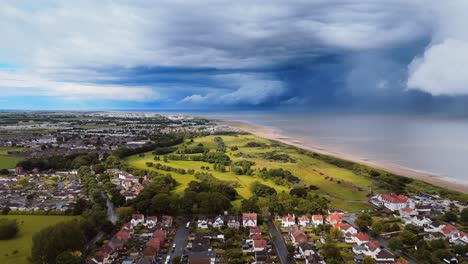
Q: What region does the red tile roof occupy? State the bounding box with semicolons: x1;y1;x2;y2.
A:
254;239;267;248
367;240;380;252
242;213;257;221
312;215;323;221
381;194;408;204
327;213;342;223
115;230;130;241
442;224;458;235
282;214;295;222
299;215;310;221
352;232;369;242
132;214;144;220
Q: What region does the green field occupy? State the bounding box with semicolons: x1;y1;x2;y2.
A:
0;215;79;264
0;147;23;170
126;134;378;211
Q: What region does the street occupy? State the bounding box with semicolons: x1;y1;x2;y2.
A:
171;218;190;258
267;220;293;264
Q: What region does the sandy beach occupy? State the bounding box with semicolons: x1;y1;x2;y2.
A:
221;119;468;194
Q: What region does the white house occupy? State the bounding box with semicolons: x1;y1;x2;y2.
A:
374;194;414;211
334;223;358;236
346;232;369;245
352;240;381;258
212;215;224;228
242;213;258;227
311;215;324;226
197;217;209;229
424;221;446;233
145;216;158;227
298;215;310;227
402;215;432;227
131;214;145;226
281;214;295;228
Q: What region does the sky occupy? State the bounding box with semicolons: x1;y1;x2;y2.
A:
1;0;468;112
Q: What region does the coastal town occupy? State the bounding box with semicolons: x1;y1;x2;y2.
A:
0;112;466;264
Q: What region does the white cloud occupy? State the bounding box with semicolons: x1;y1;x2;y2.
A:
407;39;468;96
0;71;159;101
406;0;468;96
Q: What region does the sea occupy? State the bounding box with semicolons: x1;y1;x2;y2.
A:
175;112;468;185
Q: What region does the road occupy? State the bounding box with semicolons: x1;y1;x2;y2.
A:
171;218;190;258
267;220;293;264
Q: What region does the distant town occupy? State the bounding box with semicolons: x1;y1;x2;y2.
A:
0;112;466;264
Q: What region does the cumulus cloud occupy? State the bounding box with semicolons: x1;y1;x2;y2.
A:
406;0;468;96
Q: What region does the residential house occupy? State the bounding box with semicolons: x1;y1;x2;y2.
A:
282;214;296;228
299;242;314;257
353;240;381;258
334;223;358;236
442;225;459;238
249;226;262;237
212;215;224;228
374;249;395;263
402;215;432;227
399;207;418;218
197;217;209;229
253;238;268;252
188;251;216;264
346;232;369;245
131;214;145;226
161;215;173;227
424;221;446;233
326;213;342;225
145;216;157;227
255;249;272;264
226;215;240;229
290;228;308;245
298;215;310;227
373;194;414;211
311;215;324;226
242;213;258;227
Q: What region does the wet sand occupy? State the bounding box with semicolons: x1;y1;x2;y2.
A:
222;120;468;194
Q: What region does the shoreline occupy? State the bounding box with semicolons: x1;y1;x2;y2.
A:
220;119;468;194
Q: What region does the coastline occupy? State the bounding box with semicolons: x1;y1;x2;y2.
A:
221;119;468;194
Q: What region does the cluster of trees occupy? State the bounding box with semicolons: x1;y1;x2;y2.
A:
241;191;329;217
250;181;276;197
244;141;268;148
131;174;177;214
99;174;126;207
78;167;106;208
259;168;300;185
31;205;109;264
231;160;255;175
176;143;208;154
261;151;296;163
0;218;18;240
17;153;99;170
152;146;177;155
147;162;189;175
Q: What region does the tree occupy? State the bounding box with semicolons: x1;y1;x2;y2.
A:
363;256;376;264
329;227;343;240
461;208;468;224
398;230;418;246
55;251;81;264
388;238;403;251
355;212;373;231
2;207;11;215
322;243;341;262
31;220;86;264
0;218;18;239
442;211;458;222
117;207;134;223
370;221;383;238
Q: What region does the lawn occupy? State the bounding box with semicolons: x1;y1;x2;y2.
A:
125;134;375;212
0;215;79;264
0;147;24;170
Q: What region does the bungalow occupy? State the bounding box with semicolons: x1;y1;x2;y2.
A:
353;240;381;258
249;226;262;237
326;213;342;225
145;216;158;227
161;215;173;227
290;228;308;245
402;215;432;227
311;215;324;226
242;213;258;227
374;194;414;211
298;215;310;227
226;215;240;229
254;238;268;251
212;215;224;228
442;225;459;238
424;221;446;233
346;232;369;245
131;214;145;226
282;214;296;228
399;207;418;218
198;217;209;229
374;249;395;263
334;223;358;236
